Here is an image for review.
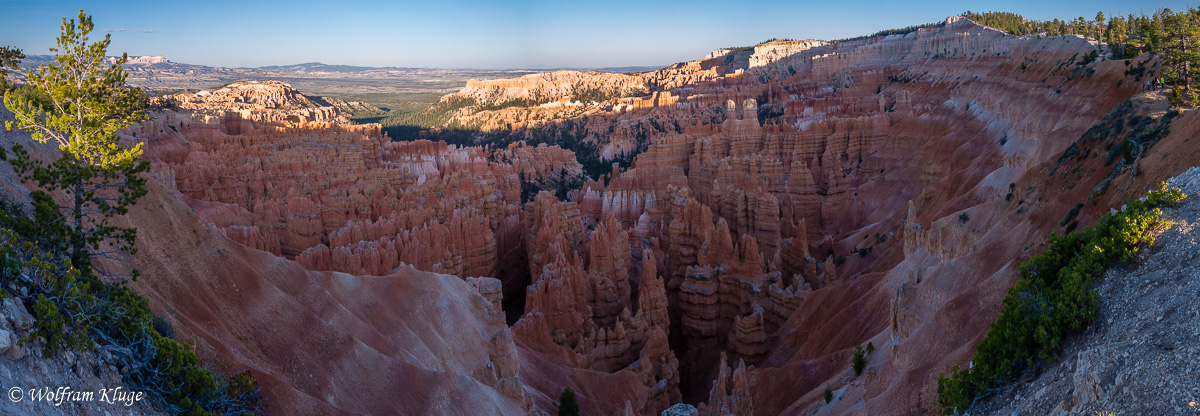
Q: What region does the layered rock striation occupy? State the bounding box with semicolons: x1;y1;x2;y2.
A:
107;15;1197;416
430;16;1174;414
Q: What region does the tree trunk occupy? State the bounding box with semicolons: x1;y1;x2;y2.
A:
72;157;85;269
1179;27;1189;92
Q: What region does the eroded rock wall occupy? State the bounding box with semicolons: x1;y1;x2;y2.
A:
120;16;1184;416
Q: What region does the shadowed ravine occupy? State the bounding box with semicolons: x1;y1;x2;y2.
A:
22;16;1194;416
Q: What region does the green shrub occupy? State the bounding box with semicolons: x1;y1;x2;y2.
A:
0;217;263;414
0;190;69;255
83;268;262;415
1080;50;1099;66
936;183;1186;414
1059;203;1084;227
0;228;99;356
824;385;833;403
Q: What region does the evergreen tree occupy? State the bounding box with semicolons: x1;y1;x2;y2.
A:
961;8;1200;97
1145;11;1167;54
0;46;23;91
1107;16;1129;58
1162;7;1200;93
852;343;867;376
557;387;580;416
2;10;149;277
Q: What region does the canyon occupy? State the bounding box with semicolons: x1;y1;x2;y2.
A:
8;15;1192;416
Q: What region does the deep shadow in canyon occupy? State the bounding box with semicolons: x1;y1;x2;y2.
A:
99;17;1198;416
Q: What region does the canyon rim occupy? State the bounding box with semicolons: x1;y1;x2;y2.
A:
1;3;1198;416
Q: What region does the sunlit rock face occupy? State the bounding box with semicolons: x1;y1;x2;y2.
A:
435;16;1164;414
139;88;581;324
120;15;1194;416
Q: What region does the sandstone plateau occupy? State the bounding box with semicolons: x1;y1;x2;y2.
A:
40;16;1198;415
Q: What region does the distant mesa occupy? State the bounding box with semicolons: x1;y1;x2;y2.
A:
108;55;171;65
89;13;1196;416
165;79;381;124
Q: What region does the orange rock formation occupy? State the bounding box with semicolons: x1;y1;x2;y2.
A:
105;16;1195;416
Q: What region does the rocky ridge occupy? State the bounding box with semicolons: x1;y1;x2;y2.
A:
423;17;1192;415
73;16;1200;416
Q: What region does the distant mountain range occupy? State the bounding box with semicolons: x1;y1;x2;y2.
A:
13;55;664;97
253;61;664;74
21;55;667;73
254;62;385;72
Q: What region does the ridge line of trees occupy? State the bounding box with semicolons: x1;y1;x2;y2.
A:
965;9;1200;105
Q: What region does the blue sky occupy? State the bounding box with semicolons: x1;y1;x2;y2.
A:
0;0;1187;69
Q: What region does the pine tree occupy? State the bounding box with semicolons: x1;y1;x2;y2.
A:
1107;16;1129;58
1072;16;1086;37
0;46;23;91
2;10;149;277
1162;7;1200;95
852;343;867;376
557;387;580;416
1146;11;1167;54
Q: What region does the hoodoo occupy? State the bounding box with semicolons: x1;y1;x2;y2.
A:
2;6;1196;416
131;18;1198;415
